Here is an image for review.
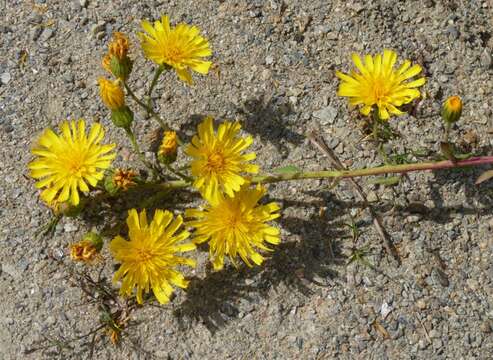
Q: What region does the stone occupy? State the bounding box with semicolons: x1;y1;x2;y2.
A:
90;21;106;37
480;50;492;69
79;0;88;7
63;222;78;233
313;106;338;125
1;72;11;85
39;28;54;42
265;55;274;65
30;27;43;41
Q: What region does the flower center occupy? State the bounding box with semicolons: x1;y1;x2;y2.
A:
66;151;88;177
137;247;154;262
207;152;225;171
371;78;388;103
165;44;184;62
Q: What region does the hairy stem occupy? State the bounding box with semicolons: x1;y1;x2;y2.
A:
146;64;165;109
152;156;493;189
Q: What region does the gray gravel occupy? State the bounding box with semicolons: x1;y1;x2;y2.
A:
1;0;493;359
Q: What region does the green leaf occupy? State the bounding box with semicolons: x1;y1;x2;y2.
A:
368;176;401;186
454;152;473;160
273;165;301;174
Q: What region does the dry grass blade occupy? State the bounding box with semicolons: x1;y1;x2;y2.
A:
307;131;401;266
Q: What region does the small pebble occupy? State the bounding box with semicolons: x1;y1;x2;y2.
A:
1;72;11;85
480;50;492;69
39;28;54;42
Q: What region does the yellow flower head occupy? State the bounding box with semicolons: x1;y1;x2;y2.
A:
28;120;116;206
186;184;281;270
98;77;125;110
110;209;196;304
109;32;129;60
70;232;103;263
336;49;426;120
102;32;130;74
442;95;462;123
70;240;99;263
138;15;212;84
158;131;178;157
185;116;259;203
113;168;137;190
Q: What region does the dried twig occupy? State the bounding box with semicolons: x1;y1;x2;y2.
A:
307;131;400;266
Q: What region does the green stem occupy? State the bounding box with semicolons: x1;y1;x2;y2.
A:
147;65;165;109
123;82;169;130
149;155;493;190
444;121;451;143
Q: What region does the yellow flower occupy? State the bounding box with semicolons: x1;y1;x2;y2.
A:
441;95;462;123
108;32;129;60
113;169;137;190
186;184;281;270
138;15;212;84
70;240;99;263
28;120;116;206
336;49;426;120
158;131;178;157
70;233;103;263
185;116;259;203
110;209;196;304
98;77;125;110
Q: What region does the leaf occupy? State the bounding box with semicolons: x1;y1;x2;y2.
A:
272;165;301;174
475;170;493;185
368;176;400;186
454;152;473;160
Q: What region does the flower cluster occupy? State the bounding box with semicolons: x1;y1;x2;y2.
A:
28;14;441;309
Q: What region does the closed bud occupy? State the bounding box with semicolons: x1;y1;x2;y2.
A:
111;106;134;130
83;232;104;251
110;55;133;81
441;96;462;123
103;169;118;195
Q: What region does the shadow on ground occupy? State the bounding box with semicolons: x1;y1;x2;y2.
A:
172;199;347;334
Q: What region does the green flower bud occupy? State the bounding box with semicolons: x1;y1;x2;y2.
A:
111;106;134;129
110;55;133;81
82;232;104;252
441;96;463;123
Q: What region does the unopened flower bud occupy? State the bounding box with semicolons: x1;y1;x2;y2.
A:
441;96;462;123
109;55;133;81
111;106;134;130
158;131;178;164
102;32;133;80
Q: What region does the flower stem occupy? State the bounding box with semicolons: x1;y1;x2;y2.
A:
152;156;493;190
123;82;170;130
147;64;165;109
444;121;451;143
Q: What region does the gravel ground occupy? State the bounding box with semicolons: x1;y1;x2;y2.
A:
1;0;493;359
